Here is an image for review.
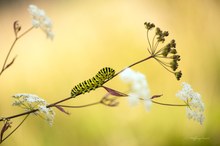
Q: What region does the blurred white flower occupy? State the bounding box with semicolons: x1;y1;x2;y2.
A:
39;105;55;126
28;4;54;40
120;68;151;111
176;82;205;124
12;93;55;125
13;93;46;108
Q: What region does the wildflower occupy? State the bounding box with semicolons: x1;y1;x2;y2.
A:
39;105;55;126
176;82;205;124
12;93;46;108
120;68;151;111
12;93;55;126
28;4;54;40
144;21;182;80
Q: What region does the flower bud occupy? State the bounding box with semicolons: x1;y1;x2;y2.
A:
170;39;176;48
170;49;177;54
172;55;181;61
174;71;182;80
163;31;169;37
170;60;178;71
156;27;162;35
144;22;155;30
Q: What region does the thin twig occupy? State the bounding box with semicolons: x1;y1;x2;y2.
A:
113;55;154;78
146;30;152;50
151;34;157;54
154;57;174;74
0;109;38;122
0;38;17;76
0;114;30;144
17;26;34;39
58;101;101;108
0;26;34;77
152;100;187;106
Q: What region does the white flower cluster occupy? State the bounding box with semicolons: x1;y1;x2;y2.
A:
176;82;205;125
38;105;55;126
28;4;54;40
12;93;55;126
120;68;151;111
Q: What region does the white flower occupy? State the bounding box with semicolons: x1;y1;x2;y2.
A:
12;93;55;126
39;105;55;126
120;68;151;111
28;4;54;40
13;93;46;108
144;99;152;112
176;82;205;124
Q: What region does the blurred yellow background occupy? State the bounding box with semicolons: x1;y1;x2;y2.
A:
0;0;220;146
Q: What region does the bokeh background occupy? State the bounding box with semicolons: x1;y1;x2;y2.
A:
0;0;220;146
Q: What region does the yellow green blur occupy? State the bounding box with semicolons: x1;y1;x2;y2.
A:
0;0;219;146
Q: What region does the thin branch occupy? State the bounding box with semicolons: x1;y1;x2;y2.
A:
113;55;154;78
155;57;171;67
17;26;34;39
0;109;38;122
154;41;160;51
57;101;101;108
0;38;17;76
151;34;157;54
47;96;74;108
152;100;187;106
0;26;34;77
146;47;152;55
146;30;152;50
0;114;30;144
139;95;187;107
154;58;174;74
154;46;165;56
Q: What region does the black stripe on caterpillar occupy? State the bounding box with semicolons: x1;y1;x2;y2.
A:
71;67;115;97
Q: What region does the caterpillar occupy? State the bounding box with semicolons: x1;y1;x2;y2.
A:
71;67;115;97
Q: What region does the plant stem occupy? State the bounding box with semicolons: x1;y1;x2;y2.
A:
146;30;152;50
0;114;30;144
0;26;34;77
114;55;154;77
0;110;38;121
17;26;34;39
152;100;187;106
47;96;73;108
58;101;101;108
0;38;17;76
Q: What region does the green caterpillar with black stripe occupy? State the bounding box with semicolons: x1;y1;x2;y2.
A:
71;67;115;97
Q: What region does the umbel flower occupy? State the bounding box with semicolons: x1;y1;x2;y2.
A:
144;22;182;80
28;4;54;40
120;68;152;111
12;93;55;126
176;82;205;124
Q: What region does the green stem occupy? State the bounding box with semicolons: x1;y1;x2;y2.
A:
152;100;187;106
